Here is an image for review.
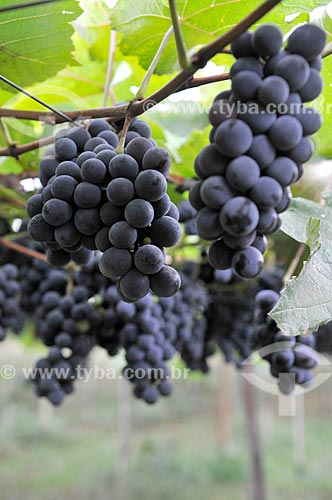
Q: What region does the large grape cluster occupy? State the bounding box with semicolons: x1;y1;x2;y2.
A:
27;117;182;302
190;23;325;280
0;264;21;341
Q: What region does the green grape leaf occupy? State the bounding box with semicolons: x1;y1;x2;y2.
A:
271;197;332;335
172;127;210;178
0;0;81;91
111;0;329;74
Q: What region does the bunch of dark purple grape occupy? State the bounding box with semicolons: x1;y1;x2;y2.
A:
27;117;182;302
32;284;102;405
253;282;317;394
0;264;21;341
190;22;325;280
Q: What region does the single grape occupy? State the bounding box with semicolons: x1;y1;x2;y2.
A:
188;181;204;210
100;202;123;226
81;158;107;184
232;246;264;278
74;208;102;235
298;68;323;102
195;144;228;178
134;245;164;274
200;175;235;209
291;106;322;135
252;24;283;57
258;76;290;106
99;247;132;278
251;234;268;254
226;156;260;191
54;222;81;247
257;208;278;233
73;182;102;208
287;137;313;165
269;116;303;151
219;196;259;236
97;130;119;148
106;178;135;206
67;126;91;150
275;186;292;213
231;31;257;58
287;23;326;60
109;154;139;180
149;266;181;297
215;119;253;157
274;54;310;91
152;194;171;218
249;177;283;209
28;214;54;242
135;170;167;202
42;199;72;227
55;161;81;181
265;157;298;186
207;240;233;270
109;221;137;248
26;193;43;217
119;269;150;302
208;99;237;127
150;216;182;247
142;147;171;175
196;207;223;240
55;138;77;161
125;137;153;164
231;70;262;101
88;119;113;136
125;199;154;228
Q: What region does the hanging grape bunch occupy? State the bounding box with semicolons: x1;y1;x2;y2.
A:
253;284;318;394
190;23;326;279
0;264;21;341
26;117;182;302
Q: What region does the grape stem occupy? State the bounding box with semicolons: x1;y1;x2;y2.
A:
115;114;132;154
168;0;192;72
135;26;174;99
102;30;117;107
167;173;195;192
0;237;47;262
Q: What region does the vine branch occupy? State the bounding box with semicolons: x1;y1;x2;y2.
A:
135;26;174;99
0;237;47;262
168;0;191;71
0;0;281;157
103;30;117;107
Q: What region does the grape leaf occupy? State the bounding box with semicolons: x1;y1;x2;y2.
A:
111;0;330;74
0;0;81;91
271;197;332;335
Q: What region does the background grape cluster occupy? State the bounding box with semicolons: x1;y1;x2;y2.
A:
189;22;325;280
0;226;329;407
